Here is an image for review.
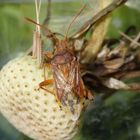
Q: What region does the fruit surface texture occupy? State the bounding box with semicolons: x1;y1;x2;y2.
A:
0;55;82;140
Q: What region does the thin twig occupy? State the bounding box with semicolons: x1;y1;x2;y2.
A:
35;0;41;34
119;31;140;47
72;0;128;39
33;0;44;67
130;32;140;48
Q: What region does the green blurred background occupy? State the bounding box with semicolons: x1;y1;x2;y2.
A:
0;0;140;140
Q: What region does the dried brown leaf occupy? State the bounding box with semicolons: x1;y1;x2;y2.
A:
97;46;110;61
129;83;140;90
81;0;112;63
103;58;124;69
103;78;130;90
108;42;128;59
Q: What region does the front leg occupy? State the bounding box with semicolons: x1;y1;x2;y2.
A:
39;79;62;109
39;79;54;95
84;88;94;100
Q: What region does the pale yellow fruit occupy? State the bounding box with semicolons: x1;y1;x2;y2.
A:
0;55;84;140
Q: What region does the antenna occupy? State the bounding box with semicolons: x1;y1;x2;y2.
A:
43;0;52;26
65;4;87;39
25;17;58;44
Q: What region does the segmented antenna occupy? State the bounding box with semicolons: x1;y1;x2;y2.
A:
43;0;51;26
25;17;59;43
65;4;87;39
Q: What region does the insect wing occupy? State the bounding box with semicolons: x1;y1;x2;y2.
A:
52;60;84;108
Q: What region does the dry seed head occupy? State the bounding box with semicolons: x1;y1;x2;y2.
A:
0;55;84;140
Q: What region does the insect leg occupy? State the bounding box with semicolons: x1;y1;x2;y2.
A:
38;61;54;95
84;89;93;100
44;51;53;59
39;79;54;95
42;57;52;80
39;79;62;109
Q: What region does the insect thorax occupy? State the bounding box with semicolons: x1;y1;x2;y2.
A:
51;50;76;65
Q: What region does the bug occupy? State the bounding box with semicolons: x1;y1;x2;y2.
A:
26;0;128;115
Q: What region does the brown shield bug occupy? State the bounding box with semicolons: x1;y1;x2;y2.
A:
26;0;127;115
